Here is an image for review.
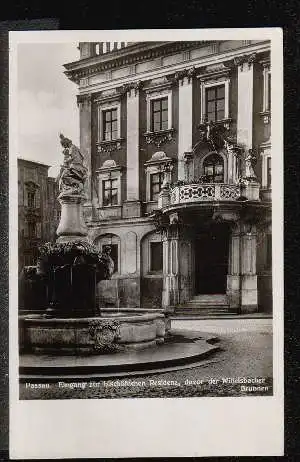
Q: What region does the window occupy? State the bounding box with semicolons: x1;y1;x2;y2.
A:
102;244;118;273
205;85;225;122
151;97;168;132
102;179;118;206
27;191;35;208
28;222;36;238
103;108;118;141
150;242;163;272
267;157;271;188
150;172;164;201
203;154;224;183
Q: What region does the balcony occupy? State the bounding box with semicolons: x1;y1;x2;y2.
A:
170;183;240;205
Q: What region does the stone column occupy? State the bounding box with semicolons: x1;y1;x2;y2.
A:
240;223;258;312
236;54;255;151
227;223;241;310
178;74;193;180
124;84;141;218
78;94;93;219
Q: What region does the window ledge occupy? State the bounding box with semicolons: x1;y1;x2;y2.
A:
96;138;125;153
144;128;175;148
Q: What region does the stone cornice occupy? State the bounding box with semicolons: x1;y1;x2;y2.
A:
64;41;211;83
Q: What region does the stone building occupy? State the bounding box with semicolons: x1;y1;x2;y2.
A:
64;40;272;314
18;158;60;270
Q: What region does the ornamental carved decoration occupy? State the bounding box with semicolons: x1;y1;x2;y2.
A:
88;319;121;352
120;80;144;96
233;53;257;70
144;128;175;148
197;120;232;150
173;66;197;84
97;138;125;153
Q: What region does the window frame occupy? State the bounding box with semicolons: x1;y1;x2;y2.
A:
150;96;169;132
150;171;164;201
260;143;271;189
205;84;226;123
203;153;225;183
102;178;119;207
97;160;123;208
102;107;119;141
200;79;230;124
146;89;172;133
27;191;36;208
98;101;121;142
200;151;228;183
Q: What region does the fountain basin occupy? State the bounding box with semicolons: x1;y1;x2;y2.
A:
19;312;166;355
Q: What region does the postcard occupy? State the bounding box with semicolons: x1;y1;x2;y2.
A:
9;28;283;458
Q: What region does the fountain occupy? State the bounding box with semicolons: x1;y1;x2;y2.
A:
19;135;166;355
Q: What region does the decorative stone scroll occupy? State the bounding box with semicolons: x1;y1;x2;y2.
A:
234;53;257;71
173;66;197;84
88;319;121;352
144;128;175;148
97;139;124;153
120;80;144;96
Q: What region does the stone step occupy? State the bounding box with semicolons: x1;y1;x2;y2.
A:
175;308;232;314
189;295;228;303
181;301;228;308
174;312;237;318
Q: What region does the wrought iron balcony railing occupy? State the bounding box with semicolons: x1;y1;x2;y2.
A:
170;183;240;205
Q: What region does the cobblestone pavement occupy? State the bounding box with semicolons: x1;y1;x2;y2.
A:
20;318;273;399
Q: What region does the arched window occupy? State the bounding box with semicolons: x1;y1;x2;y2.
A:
203;153;224;183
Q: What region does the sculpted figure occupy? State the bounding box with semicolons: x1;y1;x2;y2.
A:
57;134;87;195
245;149;257;179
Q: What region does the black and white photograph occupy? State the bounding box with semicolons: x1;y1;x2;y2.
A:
9;29;283;458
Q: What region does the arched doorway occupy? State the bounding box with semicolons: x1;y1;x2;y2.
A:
203;153;224;183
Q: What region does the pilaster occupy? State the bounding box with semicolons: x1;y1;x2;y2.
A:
77;94;93;215
236;54;255;150
124;83;142;217
227;222;241;310
177;70;194;180
240;223;258;313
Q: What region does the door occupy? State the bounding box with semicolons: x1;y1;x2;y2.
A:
195;225;229;294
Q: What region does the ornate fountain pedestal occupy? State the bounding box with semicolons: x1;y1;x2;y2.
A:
56;194;88;243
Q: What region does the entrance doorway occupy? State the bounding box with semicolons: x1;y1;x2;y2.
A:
194;224;229;294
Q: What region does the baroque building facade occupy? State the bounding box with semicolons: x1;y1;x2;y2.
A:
64;40;272;314
18;158;60;270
